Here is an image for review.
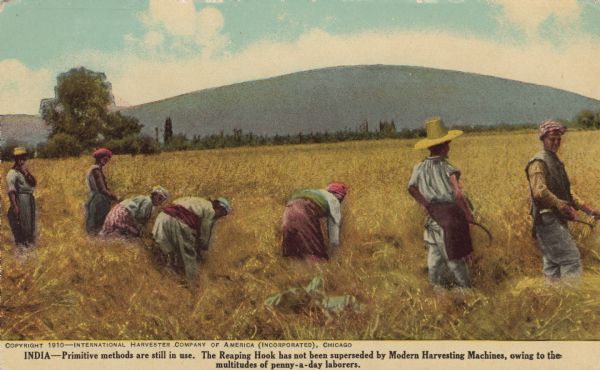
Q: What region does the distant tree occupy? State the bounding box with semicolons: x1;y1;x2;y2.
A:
41;66;142;148
37;133;84;158
576;110;595;129
358;120;368;133
164;117;173;144
164;133;190;151
233;128;242;142
104;134;160;156
379;120;396;137
1;140;33;161
103;111;142;140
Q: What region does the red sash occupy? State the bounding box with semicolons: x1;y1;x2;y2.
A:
162;204;200;230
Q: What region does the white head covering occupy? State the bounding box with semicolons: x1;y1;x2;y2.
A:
151;186;169;200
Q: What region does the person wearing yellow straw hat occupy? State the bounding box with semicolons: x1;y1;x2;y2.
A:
99;186;170;237
6;147;38;247
407;117;474;289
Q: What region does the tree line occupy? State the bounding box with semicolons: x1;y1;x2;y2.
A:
575;110;600;129
0;66;597;160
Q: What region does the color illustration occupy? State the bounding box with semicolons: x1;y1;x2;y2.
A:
2;0;600;341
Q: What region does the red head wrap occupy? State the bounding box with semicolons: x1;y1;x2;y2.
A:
326;182;348;200
93;147;113;159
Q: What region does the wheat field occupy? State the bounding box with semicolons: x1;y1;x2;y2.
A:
3;130;600;340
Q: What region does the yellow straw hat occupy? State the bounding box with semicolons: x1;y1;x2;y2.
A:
13;147;28;157
414;117;463;150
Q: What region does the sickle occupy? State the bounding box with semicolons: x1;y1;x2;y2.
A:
570;219;595;229
470;221;493;246
564;202;597;229
465;197;493;245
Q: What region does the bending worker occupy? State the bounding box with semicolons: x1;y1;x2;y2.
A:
281;182;348;260
152;196;231;281
100;186;169;237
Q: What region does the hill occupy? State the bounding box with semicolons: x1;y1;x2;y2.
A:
0;114;50;149
120;65;600;138
3;65;600;147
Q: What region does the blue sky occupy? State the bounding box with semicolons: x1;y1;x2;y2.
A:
1;0;510;68
1;0;600;113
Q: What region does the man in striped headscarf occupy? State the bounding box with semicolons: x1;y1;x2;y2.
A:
281;182;348;260
526;119;600;281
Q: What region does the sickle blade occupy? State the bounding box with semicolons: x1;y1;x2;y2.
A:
470;222;493;246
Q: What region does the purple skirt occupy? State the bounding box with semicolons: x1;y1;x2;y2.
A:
282;198;328;259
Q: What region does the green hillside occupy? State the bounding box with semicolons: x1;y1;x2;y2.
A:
121;65;600;138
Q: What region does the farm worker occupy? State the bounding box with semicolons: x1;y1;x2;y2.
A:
85;147;119;235
525;120;600;281
152;197;231;281
6;147;38;247
99;186;170;237
408;117;474;289
281;182;348;260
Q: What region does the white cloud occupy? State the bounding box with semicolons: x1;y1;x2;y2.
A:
0;60;52;114
492;0;581;37
194;7;229;56
196;7;224;43
5;24;600;114
56;27;599;110
144;0;197;36
136;1;229;57
144;30;165;49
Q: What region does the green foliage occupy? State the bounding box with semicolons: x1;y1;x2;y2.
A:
378;120;396;137
135;135;161;155
103;135;160;156
0;140;33;162
153;123;544;152
102;112;143;140
161;126;439;152
575;110;600;129
42;67;112;146
41;66;142;150
37;133;84;158
164;117;173;144
163;133;191;151
453;123;537;132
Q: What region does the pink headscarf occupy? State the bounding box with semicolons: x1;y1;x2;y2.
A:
93;147;113;159
539;120;566;140
326;182;348;200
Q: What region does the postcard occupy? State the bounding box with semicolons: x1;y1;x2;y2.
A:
2;1;600;369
